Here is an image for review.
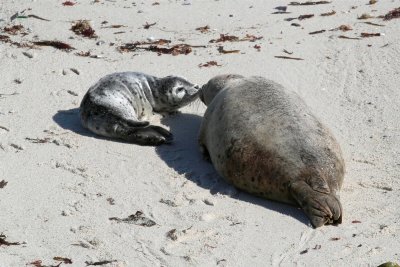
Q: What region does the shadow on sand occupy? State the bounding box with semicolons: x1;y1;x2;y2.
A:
53;109;309;225
155;112;310;226
53;108;96;138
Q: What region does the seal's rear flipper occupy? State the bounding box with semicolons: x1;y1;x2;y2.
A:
289;180;343;228
118;125;173;146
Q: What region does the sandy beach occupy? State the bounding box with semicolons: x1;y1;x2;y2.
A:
1;0;399;266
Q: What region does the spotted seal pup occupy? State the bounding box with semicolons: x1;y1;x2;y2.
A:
198;74;345;227
80;72;200;145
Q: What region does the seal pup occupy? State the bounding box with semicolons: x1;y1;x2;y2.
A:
198;74;345;227
80;72;200;146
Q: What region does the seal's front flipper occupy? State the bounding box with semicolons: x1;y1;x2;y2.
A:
290;180;342;228
150;125;173;142
199;143;211;161
123;119;150;127
119;125;173;146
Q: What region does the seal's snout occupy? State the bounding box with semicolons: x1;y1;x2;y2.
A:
194;84;200;90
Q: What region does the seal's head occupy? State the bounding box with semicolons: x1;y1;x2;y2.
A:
154;75;200;112
200;74;244;106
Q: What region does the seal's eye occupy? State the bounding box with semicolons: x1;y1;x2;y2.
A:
176;87;185;93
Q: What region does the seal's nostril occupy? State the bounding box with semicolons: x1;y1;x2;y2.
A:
194;85;200;89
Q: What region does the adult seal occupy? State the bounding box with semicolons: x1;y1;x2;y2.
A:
80;72;199;146
198;75;345;228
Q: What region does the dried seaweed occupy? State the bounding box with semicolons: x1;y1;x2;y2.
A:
0;180;8;188
143;22;156;29
67;90;78;96
275;6;288;11
28;260;43;267
329;25;353;32
1;38;35;48
361;32;381;37
362;21;385;26
0;125;9;131
382;7;400;21
285;14;314;21
149;44;193;55
53;257;73;264
289;1;330;5
352;220;362;223
243;34;263;42
109;211;156;227
321;10;336;16
16;14;50;21
0;91;18;97
119;41;203;56
210;34;239;43
70;68;80;75
196;25;210;33
254;44;261;51
0;234;21;246
300;249;308;254
330;237;341;241
101;25;126;29
85;260;117;266
338;25;353;31
217;46;240;54
3;24;25;35
272;11;291;14
275;55;304;60
198;61;222;68
289;1;331;6
338;35;360;40
28;14;50;21
28;261;62;267
309;29;326;34
33;41;75;51
299;14;314;20
210;33;262;43
0;35;11;42
62;1;76;6
71;20;97;38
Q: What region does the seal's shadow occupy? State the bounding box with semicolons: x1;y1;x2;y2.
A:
156;113;310;226
53;108;96;138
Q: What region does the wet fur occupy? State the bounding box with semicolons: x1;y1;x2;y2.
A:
199;75;345;227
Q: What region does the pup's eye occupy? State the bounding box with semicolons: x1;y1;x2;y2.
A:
176;87;185;93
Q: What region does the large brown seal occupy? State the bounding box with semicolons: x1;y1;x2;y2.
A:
198;74;345;227
80;72;199;146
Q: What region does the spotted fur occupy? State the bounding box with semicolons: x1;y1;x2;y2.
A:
199;75;345;227
80;72;199;145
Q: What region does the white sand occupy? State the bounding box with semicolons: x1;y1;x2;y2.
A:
0;0;399;266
